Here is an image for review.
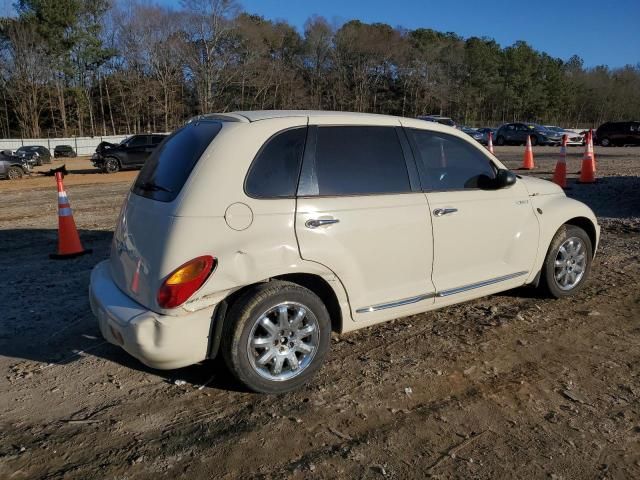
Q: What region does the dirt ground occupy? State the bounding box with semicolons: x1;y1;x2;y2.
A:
1;146;639;479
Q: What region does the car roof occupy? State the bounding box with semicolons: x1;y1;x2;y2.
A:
204;110;402;123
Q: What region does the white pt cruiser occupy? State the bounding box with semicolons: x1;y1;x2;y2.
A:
89;111;600;393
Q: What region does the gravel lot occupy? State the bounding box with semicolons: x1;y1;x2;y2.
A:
1;146;639;479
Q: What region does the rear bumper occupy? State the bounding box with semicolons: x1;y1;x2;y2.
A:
89;260;214;370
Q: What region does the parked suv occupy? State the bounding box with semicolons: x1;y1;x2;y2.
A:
595;121;640;146
15;145;52;166
92;134;167;173
89;111;599;393
495;123;562;146
54;144;77;158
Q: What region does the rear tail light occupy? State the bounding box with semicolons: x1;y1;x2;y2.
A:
157;255;216;309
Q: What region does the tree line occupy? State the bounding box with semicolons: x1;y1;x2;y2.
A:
1;0;639;139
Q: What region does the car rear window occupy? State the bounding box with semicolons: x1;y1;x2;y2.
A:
133;120;222;202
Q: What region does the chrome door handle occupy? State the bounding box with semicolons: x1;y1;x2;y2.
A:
305;218;340;229
433;208;458;217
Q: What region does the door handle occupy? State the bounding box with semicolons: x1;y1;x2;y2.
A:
305;218;340;229
433;208;458;217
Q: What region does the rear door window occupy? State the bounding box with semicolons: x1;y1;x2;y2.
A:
307;126;410;196
245;127;306;198
133;120;222;202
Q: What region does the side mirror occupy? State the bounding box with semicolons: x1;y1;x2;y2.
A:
495;169;517;189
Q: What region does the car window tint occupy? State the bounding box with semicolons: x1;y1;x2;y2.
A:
313;126;410;196
133;121;222;202
128;136;148;147
245;128;306;198
408;129;496;191
152;136;165;145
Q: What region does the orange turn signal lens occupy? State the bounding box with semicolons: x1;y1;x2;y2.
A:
165;257;211;285
157;255;216;308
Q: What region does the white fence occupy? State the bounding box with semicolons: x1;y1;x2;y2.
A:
0;135;130;156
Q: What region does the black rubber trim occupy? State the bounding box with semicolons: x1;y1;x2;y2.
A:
207;299;228;360
396;126;421;192
297;125;319;196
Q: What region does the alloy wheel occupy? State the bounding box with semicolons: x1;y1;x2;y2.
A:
554;237;587;291
247;302;320;382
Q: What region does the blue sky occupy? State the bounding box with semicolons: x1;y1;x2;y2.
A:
165;0;639;68
1;0;637;67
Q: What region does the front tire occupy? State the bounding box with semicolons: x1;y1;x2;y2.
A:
496;135;505;146
530;136;538;146
600;137;611;147
7;166;23;180
540;225;593;298
103;157;121;173
222;280;331;394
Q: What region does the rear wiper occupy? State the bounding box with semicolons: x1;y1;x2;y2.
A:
138;181;172;193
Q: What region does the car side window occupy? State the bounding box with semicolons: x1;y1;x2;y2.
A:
310;126;410;196
408;129;497;191
128;136;148;147
151;136;165;145
245;127;306;198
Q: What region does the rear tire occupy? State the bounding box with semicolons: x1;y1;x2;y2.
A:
221;280;331;394
530;136;538;146
540;225;593;299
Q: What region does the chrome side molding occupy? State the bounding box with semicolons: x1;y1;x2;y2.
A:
356;293;435;314
355;271;528;314
436;271;529;297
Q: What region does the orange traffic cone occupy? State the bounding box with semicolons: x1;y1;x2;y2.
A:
521;135;535;169
487;131;495;154
578;131;596;184
50;172;91;259
552;134;568;188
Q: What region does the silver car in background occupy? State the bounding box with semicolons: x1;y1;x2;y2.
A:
545;126;585;146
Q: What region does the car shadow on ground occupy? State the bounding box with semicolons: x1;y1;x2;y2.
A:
0;228;246;393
